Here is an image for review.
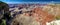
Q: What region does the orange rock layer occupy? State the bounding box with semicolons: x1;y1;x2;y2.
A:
25;7;55;25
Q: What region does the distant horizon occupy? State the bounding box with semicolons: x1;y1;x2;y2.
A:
0;0;60;4
4;2;60;4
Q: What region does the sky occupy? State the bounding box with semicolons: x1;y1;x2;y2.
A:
0;0;60;4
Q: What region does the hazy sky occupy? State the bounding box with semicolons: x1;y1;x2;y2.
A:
0;0;60;4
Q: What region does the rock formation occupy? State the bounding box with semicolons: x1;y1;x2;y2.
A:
11;7;55;25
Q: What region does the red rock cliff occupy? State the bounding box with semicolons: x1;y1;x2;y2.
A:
25;7;55;25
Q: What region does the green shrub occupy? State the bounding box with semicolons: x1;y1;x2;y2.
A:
56;16;60;20
0;19;6;25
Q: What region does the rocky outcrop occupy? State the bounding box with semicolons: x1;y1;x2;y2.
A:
25;7;55;25
11;7;55;25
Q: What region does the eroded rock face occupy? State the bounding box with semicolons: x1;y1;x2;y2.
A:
11;13;40;25
42;4;60;16
11;7;55;25
30;7;55;25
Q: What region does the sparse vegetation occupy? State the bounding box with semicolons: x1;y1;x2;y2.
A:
0;1;10;25
56;16;60;20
